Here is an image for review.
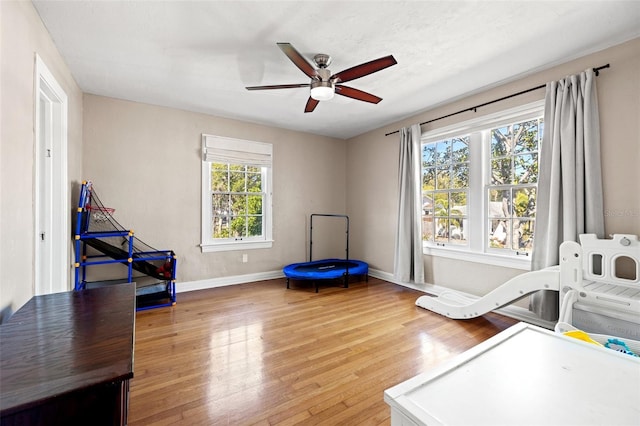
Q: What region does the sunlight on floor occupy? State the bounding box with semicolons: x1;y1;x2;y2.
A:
207;322;264;418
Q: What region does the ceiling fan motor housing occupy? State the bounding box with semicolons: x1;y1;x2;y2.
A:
315;67;332;82
310;79;334;91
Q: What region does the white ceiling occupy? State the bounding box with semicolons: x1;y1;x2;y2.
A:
32;1;640;139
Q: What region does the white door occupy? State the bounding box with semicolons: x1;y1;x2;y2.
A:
35;55;69;295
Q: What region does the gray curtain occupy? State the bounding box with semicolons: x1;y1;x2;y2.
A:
530;68;604;320
394;124;425;284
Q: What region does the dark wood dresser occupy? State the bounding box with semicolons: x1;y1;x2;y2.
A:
0;284;135;425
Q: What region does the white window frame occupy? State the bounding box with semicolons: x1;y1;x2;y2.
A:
421;100;544;270
201;134;273;253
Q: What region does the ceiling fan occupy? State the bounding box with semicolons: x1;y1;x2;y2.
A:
246;42;397;113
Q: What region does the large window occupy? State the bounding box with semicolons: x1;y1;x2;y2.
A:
201;134;273;252
421;102;543;268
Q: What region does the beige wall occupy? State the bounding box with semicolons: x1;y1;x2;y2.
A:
347;37;640;297
0;1;83;322
82;95;346;284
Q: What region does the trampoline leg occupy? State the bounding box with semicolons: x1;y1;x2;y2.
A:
286;278;290;289
315;281;319;293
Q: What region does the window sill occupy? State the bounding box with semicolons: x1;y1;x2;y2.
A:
423;245;531;270
201;240;273;253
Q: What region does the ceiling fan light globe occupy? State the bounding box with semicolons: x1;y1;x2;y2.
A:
310;86;334;101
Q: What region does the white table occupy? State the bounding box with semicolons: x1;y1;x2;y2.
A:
384;322;640;425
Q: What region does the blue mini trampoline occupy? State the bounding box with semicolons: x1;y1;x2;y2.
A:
284;214;369;292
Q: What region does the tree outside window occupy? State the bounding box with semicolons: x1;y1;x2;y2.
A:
488;118;542;254
422;137;469;245
211;163;265;239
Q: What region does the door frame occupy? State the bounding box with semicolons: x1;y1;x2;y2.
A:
34;54;69;295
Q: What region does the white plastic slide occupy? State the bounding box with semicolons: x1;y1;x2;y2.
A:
416;267;561;319
417;234;639;322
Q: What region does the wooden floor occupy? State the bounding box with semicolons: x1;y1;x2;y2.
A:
129;277;517;425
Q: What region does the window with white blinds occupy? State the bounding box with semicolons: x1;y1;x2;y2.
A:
201;134;273;252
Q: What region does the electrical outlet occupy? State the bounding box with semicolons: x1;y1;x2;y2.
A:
242;253;248;263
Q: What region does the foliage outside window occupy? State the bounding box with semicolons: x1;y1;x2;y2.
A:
487;119;542;254
211;163;264;239
422;137;469;246
201;134;272;252
421;102;543;264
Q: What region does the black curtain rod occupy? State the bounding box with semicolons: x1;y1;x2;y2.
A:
384;63;610;137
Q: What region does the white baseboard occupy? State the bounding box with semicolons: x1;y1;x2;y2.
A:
177;270;285;293
177;267;554;329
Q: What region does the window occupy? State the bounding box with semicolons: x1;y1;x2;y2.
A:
422;137;470;246
421;101;544;268
201;134;273;252
487;119;540;254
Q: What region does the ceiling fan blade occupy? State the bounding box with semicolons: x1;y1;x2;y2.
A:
332;55;397;83
246;83;309;90
304;97;319;113
277;42;317;78
335;85;382;104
